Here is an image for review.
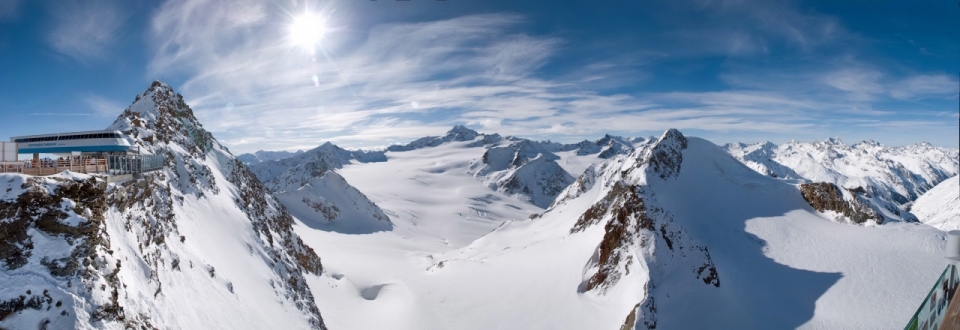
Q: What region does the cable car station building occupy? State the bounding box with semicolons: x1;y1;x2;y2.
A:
2;130;163;177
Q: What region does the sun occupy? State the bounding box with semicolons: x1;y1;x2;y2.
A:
289;13;327;47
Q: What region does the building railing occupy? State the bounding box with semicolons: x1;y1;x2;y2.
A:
1;157;108;175
106;154;165;175
0;154;164;176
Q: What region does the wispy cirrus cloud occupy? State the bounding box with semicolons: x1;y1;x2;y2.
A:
47;0;129;62
890;74;958;100
0;0;21;22
146;0;958;152
83;94;125;116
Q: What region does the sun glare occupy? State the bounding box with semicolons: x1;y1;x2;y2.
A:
290;13;326;47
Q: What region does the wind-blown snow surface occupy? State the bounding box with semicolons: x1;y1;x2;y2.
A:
0;82;326;329
294;129;946;329
913;176;960;230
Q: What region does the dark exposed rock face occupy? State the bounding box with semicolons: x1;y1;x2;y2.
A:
572;183;653;292
558;129;721;330
799;182;883;224
643;129;688;180
620;302;641;330
0;176;156;327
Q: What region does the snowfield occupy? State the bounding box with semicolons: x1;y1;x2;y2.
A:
286;129;951;329
2;82;957;329
913;175;960;231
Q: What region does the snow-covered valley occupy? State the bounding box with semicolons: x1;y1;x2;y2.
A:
1;82;958;329
288;128;953;329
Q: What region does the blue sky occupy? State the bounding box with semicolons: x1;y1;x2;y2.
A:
0;0;957;153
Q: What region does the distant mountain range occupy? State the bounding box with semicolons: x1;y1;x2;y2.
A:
241;125;958;225
1;81;957;329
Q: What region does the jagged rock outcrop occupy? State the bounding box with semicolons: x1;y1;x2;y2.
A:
565;129;717;297
799;182;883;224
0;175;149;328
640;129;687;180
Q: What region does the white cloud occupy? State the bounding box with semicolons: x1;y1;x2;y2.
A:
145;0;959;152
46;0;128;61
0;0;21;22
822;68;884;101
83;95;124;116
890;74;957;99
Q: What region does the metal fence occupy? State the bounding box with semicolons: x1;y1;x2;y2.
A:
106;154;165;175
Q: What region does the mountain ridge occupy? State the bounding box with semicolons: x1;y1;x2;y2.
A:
0;81;328;329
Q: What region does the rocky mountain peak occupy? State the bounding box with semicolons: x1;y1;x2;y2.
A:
642;129;688;180
73;82;327;328
446;125;480;141
824;137;844;146
109;80;217;158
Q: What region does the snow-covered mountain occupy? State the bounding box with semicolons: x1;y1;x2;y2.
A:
260;126;642;210
725;138;959;222
237;150;305;165
557;134;642;159
912;175;960;230
386;125;497;151
249;142;392;234
0;82;327;329
250;142;386;186
5;96;953;330
298;127;944;329
468;139;575;208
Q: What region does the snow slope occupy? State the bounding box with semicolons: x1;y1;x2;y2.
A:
292;128;946;329
913;175;960;230
0;82;327;329
725;139;959;222
249;142;392;234
273;171;393;235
